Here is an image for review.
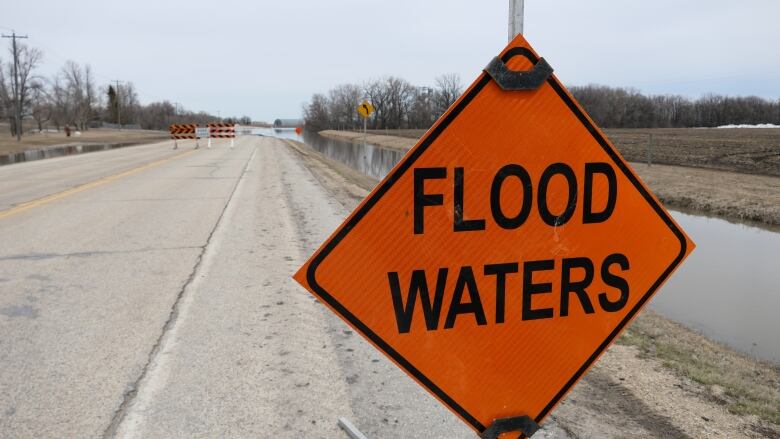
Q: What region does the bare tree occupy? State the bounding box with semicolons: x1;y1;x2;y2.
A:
117;81;139;124
48;73;71;131
29;80;51;132
327;83;362;130
60;61;97;130
364;78;388;129
0;43;42;138
408;87;435;128
0;67;9;127
383;76;415;129
135;100;175;130
433;73;462;117
302;93;330;131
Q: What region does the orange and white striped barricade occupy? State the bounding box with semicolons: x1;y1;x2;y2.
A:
169;124;198;149
208;123;237;148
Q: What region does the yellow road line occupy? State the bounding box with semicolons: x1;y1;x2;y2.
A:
0;150;197;220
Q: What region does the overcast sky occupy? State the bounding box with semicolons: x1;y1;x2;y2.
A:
5;1;779;122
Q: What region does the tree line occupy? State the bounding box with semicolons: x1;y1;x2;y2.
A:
570;85;780;128
304;78;779;130
0;42;252;139
303;74;463;131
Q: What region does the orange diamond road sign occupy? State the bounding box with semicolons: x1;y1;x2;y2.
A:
294;34;694;438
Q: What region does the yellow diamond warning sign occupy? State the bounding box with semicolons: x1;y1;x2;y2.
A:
294;34;694;437
357;100;375;119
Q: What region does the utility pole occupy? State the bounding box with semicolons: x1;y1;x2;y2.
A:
2;31;29;141
112;80;124;130
508;0;524;41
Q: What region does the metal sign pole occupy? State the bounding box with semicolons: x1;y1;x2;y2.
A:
337;417;368;439
509;0;524;41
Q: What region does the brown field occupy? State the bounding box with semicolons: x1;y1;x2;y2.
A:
365;128;780;177
0;123;169;156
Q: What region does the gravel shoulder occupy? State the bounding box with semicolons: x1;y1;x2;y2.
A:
319;130;780;226
285;138;780;438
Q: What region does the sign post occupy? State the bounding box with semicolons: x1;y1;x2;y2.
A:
357;100;375;141
294;35;694;438
509;0;524;41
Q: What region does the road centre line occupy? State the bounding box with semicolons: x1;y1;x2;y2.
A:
0;150;197;220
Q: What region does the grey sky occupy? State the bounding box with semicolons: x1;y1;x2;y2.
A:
5;1;779;122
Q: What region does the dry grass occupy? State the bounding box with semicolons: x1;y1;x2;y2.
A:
619;311;780;425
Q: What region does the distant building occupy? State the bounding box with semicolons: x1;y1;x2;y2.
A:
273;119;303;128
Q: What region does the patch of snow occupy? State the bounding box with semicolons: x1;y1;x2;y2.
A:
715;123;780;129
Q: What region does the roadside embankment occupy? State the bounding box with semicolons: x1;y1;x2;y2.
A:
319;130;413;151
319;129;780;226
286;138;780;436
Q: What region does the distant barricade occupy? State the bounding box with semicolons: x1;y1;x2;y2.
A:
169;124;198;149
208;123;236;148
208;123;236;138
168;123;239;149
169;124;197;139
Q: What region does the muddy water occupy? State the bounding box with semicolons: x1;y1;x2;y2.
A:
253;127;302;141
266;129;780;364
0;142;137;166
650;212;780;364
254;128;404;180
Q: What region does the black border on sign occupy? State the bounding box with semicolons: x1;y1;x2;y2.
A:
306;47;688;433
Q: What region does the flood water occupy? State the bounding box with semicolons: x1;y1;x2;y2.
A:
263;129;780;365
0;142;136;166
650;212;780;364
253;127;404;180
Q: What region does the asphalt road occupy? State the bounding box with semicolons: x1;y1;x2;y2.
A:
0;137;506;438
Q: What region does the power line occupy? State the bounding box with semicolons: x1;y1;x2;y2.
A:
2;30;29;141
